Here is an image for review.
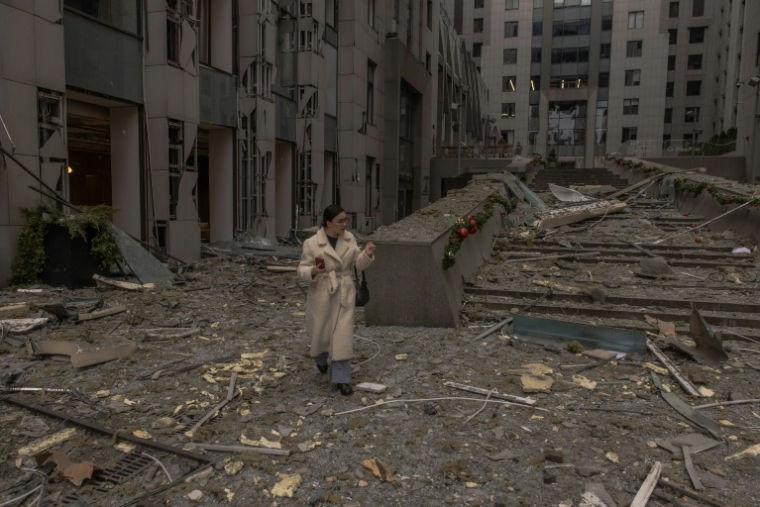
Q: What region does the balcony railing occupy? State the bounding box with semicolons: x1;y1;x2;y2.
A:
436;144;516;158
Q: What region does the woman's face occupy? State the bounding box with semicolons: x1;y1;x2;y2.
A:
326;211;348;236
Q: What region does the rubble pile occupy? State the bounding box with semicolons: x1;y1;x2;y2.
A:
1;176;760;506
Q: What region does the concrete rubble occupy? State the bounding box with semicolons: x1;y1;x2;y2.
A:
1;168;759;506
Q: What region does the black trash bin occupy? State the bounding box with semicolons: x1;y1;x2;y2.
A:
40;224;110;289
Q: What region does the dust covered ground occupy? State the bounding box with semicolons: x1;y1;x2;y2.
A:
2;194;760;507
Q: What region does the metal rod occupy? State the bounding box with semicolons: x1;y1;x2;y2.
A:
646;340;701;397
0;396;211;463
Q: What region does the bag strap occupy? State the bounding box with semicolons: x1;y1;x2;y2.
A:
354;266;366;283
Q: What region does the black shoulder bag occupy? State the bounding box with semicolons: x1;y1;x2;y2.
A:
354;267;370;307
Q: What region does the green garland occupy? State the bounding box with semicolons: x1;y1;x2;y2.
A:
674;179;760;206
609;156;759;206
10;204;122;286
608;156;663;175
442;194;516;270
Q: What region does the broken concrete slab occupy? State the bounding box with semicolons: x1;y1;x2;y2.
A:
27;339;137;368
639;257;672;277
0;318;48;334
532;200;627;229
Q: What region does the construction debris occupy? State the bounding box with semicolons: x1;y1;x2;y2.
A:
17;428;77;456
27;339;137;368
532;200;627;228
93;274;155;291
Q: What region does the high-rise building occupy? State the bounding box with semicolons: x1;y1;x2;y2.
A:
449;0;760;179
0;0;489;285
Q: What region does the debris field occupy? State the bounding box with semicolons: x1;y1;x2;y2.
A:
2;177;760;507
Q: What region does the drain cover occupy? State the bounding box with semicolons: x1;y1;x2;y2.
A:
93;452;154;487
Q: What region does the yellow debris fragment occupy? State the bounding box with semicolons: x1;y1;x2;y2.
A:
132;430;152;440
271;474;301;498
18;428;77;457
725;443;760;460
605;452;619;464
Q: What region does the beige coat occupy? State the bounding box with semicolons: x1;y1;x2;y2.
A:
298;229;374;361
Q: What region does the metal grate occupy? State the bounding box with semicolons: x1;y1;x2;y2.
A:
91;453;154;491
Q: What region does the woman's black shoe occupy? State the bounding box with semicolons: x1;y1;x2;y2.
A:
317;363;328;374
337;383;353;396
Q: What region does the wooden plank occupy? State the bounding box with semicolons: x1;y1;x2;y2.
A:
93;274;155;291
682;445;703;490
606;174;665;199
0;303;30;317
444;381;537;406
630;461;662;507
647;340;701;397
74;305;127;322
267;266;298;273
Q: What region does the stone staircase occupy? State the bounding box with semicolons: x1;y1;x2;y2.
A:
528;166;630;191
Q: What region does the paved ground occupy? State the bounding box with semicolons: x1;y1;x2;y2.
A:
1;187;759;507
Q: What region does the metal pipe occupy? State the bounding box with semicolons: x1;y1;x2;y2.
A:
0;396;211;464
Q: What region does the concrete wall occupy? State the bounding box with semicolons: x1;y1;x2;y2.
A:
366;175;511;327
643;156;745;182
0;0;66;286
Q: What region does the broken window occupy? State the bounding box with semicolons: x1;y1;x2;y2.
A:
621;127;637;142
168;120;183;220
298;21;318;53
367;61;376;124
261;62;273;99
64;0;141;34
167;13;181;65
298;86;319;118
365;157;375;217
624;69;641;86
297;151;316;220
167;0;193;16
300;0;312;17
623;98;639;115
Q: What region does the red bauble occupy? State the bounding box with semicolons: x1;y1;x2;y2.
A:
457;228;469;239
469;226;477;235
683;212;689;216
469;219;477;228
695;237;702;243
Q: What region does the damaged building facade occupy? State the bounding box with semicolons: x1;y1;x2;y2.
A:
451;0;760;178
0;0;488;285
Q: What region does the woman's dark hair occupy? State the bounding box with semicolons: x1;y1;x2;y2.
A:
321;204;345;228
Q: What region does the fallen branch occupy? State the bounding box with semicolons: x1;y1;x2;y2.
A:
334;396;550;416
630;461;662;507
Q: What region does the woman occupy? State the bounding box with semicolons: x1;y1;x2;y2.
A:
298;204;376;395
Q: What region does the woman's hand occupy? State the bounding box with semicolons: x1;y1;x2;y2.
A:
364;242;376;257
311;265;326;278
